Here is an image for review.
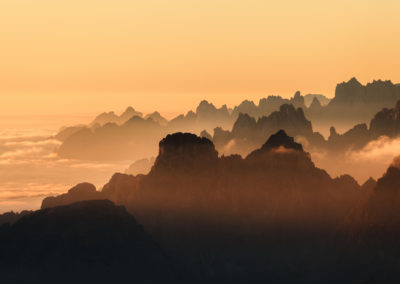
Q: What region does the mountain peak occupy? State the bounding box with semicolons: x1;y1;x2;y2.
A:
261;130;304;152
348;77;361;85
152;132;218;172
361;177;377;191
68;182;96;195
124;106;135;113
310;97;322;109
121;106;143;119
196;100;216;113
41;182;103;209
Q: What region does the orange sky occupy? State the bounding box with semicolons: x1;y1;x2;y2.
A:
1;0;400;116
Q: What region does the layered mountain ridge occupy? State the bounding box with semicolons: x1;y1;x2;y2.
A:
55;78;400;162
3;131;400;282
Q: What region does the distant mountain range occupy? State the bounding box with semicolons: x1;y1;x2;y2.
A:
214;98;400;156
54;78;400;163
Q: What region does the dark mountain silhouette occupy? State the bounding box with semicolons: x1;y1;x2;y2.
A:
153;132;218;172
336;159;400;282
40;131;395;283
101;173;138;206
361;177;377;191
0;200;177;283
246;129;303;158
0;210;33;225
41;182;104;209
45;131;362;227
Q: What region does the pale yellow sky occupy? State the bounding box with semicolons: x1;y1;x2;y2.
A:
1;0;399;116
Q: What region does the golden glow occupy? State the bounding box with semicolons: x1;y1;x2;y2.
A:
1;0;400;115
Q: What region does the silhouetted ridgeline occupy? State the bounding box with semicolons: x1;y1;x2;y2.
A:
213;104;325;156
305;78;400;130
304;93;330;106
54;78;400;162
214;98;400;157
4;131;400;282
125;157;156;175
0;200;178;283
44;131;363;228
0;210;33;225
41;182;105;209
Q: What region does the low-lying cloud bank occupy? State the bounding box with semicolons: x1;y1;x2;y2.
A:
309;136;400;183
0;131;128;213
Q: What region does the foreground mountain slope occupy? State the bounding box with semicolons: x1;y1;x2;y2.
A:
45;131;363;229
0;200;178;284
40;132;394;283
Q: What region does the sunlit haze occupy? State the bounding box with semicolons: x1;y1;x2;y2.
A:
1;0;400;116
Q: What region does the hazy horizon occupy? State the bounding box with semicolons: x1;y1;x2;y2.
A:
2;90;332;117
2;0;400;116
